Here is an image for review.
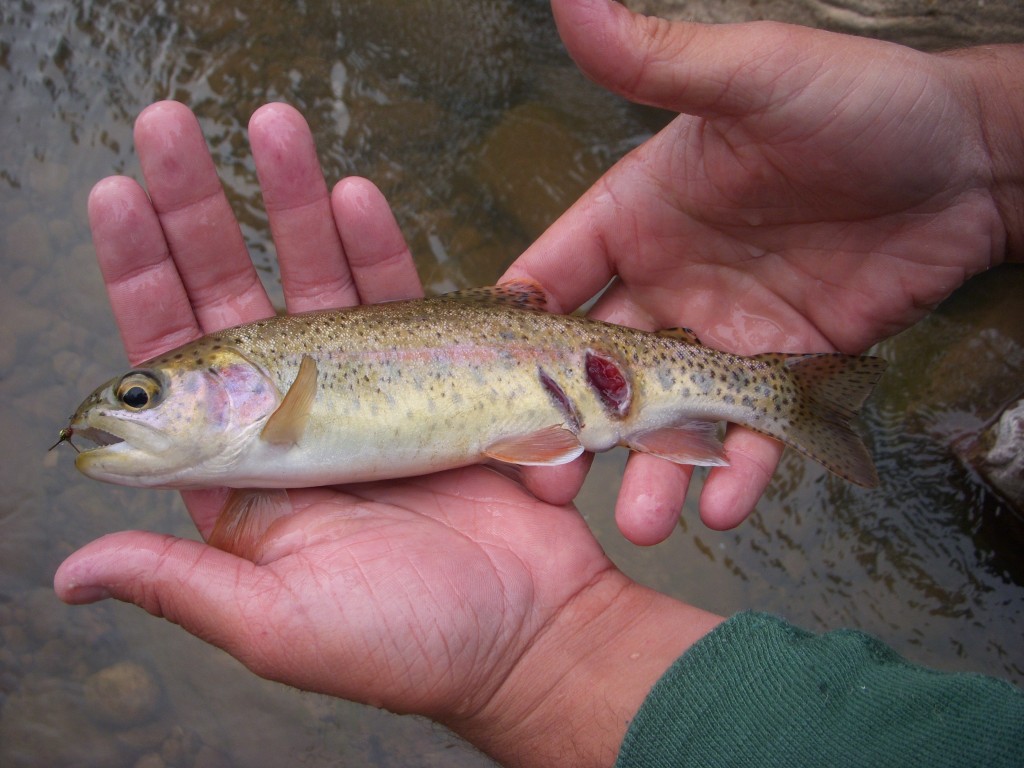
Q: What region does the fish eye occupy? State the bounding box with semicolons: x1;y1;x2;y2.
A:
115;372;163;411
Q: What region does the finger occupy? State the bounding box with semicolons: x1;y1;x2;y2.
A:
615;453;693;546
248;103;357;312
501;183;617;314
519;454;593;508
87;176;201;365
699;428;783;530
550;0;800;117
331;177;424;303
502;129;691;318
54;532;261;658
134;101;274;331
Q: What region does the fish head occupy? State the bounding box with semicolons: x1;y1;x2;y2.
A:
69;347;281;487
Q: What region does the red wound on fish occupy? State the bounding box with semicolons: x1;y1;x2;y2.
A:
585;350;631;417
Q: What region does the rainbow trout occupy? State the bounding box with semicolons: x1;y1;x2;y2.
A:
58;282;885;515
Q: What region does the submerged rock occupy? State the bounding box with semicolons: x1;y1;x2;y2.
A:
475;102;599;239
0;676;121;768
83;661;162;728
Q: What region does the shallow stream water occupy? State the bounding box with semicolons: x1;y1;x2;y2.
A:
1;1;1022;766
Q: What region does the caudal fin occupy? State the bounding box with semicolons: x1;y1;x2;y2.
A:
757;353;888;487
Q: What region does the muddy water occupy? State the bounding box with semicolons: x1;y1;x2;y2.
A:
1;1;1021;766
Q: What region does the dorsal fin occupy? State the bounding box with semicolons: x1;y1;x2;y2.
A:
442;281;548;311
658;327;703;345
260;355;318;445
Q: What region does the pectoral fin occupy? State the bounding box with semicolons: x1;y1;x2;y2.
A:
484;425;584;466
624;422;729;466
261;355;318;446
208;488;293;562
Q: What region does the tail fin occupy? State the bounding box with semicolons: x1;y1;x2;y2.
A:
756;353;888;487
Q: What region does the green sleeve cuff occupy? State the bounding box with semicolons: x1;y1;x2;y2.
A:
616;612;1024;768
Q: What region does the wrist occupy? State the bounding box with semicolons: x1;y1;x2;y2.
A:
447;569;723;768
945;45;1024;263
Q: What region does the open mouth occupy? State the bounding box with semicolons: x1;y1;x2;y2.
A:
64;426;126;454
70;414;173;458
78;427;125;449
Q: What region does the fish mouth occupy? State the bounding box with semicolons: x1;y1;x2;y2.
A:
74;426;126;452
71;413;180;487
70;412;172;459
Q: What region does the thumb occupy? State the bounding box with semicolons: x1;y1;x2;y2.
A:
551;0;814;117
54;531;259;654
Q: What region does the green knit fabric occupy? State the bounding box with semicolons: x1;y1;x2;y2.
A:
616;612;1024;767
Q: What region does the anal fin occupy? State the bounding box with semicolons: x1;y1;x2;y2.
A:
484;425;584;466
624;421;729;467
261;355;318;445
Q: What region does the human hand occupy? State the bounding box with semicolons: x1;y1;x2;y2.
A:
509;0;1020;542
54;100;722;767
